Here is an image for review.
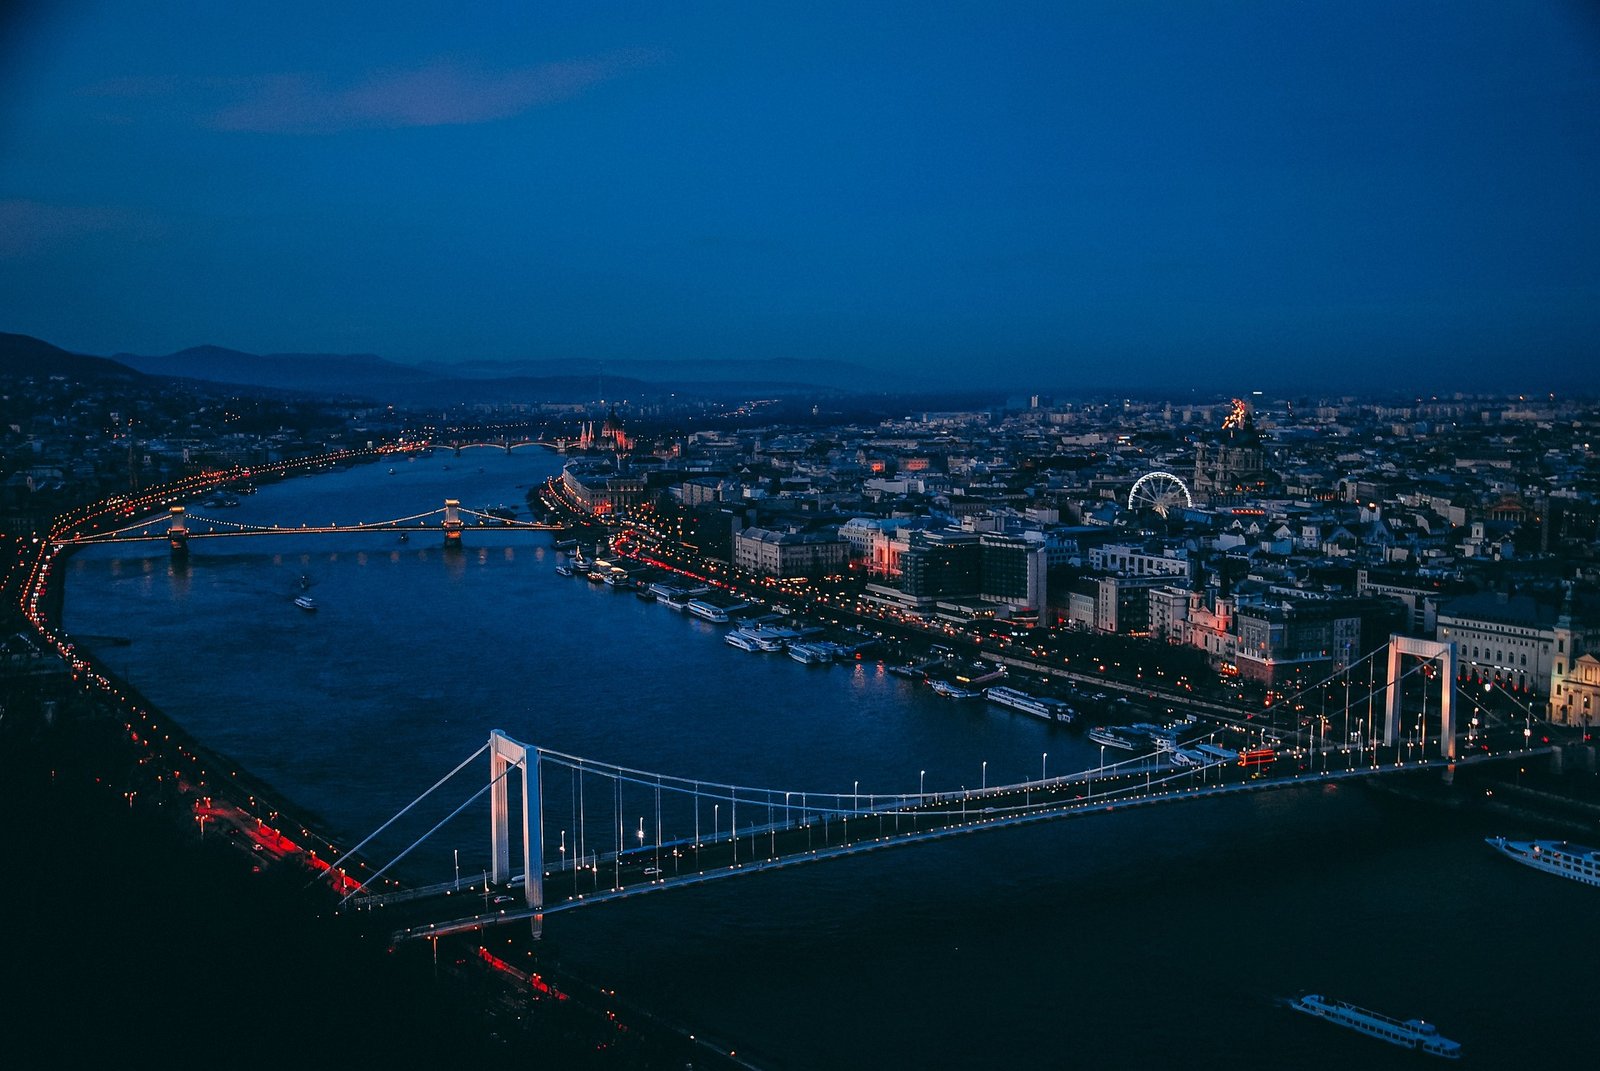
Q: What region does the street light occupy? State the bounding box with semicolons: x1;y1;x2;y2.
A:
1042;752;1048;783
981;760;987;792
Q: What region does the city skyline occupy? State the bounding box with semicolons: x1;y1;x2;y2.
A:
2;3;1598;392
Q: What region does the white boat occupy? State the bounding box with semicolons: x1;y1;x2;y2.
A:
984;686;1074;723
725;629;762;651
293;595;317;612
554;564;575;577
930;680;982;699
1192;743;1240;763
742;624;801;651
1485;836;1600;887
1286;993;1460;1059
1132;722;1182;751
788;642;833;665
1087;726;1142;750
687;600;731;623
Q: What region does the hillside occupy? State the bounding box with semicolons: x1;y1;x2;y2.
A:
0;333;143;381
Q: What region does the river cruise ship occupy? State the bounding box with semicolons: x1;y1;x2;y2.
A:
984;686;1074;723
1286;994;1460;1059
1485;836;1600;887
1086;726;1141;750
686;599;731;623
725;629;761;651
787;642;833;665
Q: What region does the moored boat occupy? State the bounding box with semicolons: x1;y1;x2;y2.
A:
725;629;762;651
687;599;731;622
985;686;1074;723
1087;726;1142;750
787;642;833;665
930;679;982;699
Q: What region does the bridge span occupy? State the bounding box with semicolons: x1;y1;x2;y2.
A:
53;498;562;552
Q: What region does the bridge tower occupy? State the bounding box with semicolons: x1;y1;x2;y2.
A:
167;506;189;556
488;730;543;912
1383;636;1458;760
442;499;464;547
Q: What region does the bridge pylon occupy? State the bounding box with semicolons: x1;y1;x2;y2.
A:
442;499;464;547
167;506;189;556
1383;635;1457;760
488;730;543;913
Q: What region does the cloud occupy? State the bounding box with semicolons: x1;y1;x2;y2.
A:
204;53;653;133
0;199;149;257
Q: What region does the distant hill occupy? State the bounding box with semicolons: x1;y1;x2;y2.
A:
112;345;438;395
1;332;857;403
105;342;853;402
415;355;876;391
0;332;144;381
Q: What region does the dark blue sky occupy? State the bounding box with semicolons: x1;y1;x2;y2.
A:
2;2;1597;391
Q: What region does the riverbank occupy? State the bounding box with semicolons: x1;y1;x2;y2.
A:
7;454;759;1069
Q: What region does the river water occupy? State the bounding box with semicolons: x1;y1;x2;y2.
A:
64;451;1589;1069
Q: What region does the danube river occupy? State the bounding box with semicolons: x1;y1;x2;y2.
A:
65;451;1588;1069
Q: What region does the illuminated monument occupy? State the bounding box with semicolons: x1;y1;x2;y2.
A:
1193;398;1271;503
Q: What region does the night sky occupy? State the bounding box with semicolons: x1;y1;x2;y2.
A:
2;2;1597;391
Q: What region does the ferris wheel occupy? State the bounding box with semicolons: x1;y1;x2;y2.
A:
1128;471;1193;517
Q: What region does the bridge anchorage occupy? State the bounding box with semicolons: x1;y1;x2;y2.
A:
167;506;188;557
442;499;464;547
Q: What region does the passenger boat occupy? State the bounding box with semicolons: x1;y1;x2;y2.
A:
1286;993;1460;1059
1130;722;1181;751
1087;726;1142;750
930;680;982;699
687;600;731;623
984;686;1074;723
741;625;800;651
1485;836;1600;887
788;642;833;665
724;629;762;651
554;564;575;577
293;595;317;612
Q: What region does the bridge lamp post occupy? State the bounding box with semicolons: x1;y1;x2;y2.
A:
1042;753;1048;784
981;761;986;792
713;804;719;842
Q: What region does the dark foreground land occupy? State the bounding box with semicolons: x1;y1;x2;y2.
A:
0;684;738;1069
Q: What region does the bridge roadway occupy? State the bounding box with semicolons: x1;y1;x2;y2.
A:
56;504;562;545
382;744;1548;942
